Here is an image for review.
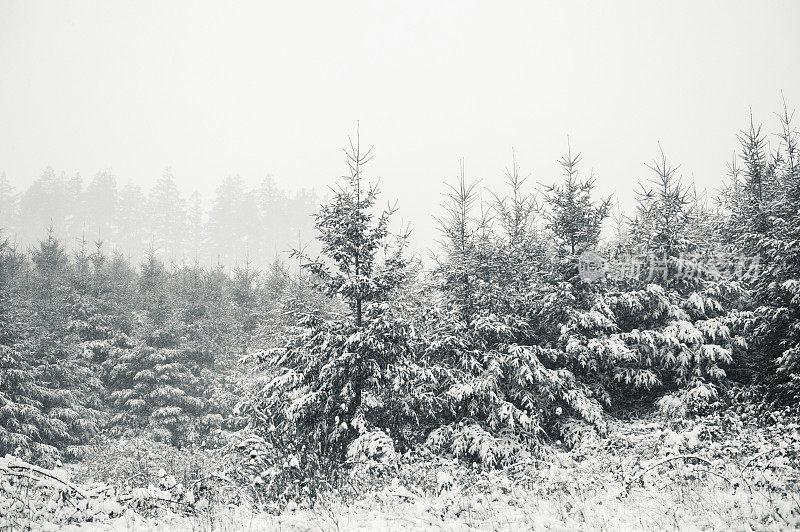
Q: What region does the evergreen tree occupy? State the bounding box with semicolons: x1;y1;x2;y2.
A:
0;232;100;461
434;160;480;321
725;105;800;402
82;171;119;246
187;191;205;263
605;150;747;410
117;181;148;262
533;147;617;404
232;259;260;357
207;176;261;266
0;172;16;231
544;144;611;259
102;257;222;444
64;173;84;241
257;176;289;257
19;168;69;244
0;234;39;456
252;128;412;462
419;153;608;467
147;170;186;261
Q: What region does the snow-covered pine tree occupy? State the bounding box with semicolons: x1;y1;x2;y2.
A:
250;127;413;464
491;151;548;316
606;150;747;412
101;256;222;444
544;144;611;261
434;160;481;322
725;105;800;403
421;152;608;467
232;258;261;357
67;239;130;343
769;105;800;402
533;145;618;406
0;235;41;457
0;232;100;461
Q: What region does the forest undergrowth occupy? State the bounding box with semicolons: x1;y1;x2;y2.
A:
1;393;799;531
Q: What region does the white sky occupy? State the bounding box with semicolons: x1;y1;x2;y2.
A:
1;1;798;255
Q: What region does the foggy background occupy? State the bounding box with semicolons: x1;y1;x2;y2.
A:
1;0;798;267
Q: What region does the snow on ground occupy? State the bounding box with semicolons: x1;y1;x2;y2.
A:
4;410;799;531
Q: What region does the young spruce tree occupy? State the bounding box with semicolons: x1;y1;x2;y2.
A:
252;127;412;465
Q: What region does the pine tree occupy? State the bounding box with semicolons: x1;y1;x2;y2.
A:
418;152;609;467
102;257;222;444
533;146;617;404
534;144;615;402
147;169;186;261
605;149;747;411
207;176;260;266
251;127;412;462
726;104;800;403
493;151;545;283
434;159;480;321
187;191;205;263
0;233;100;461
0;172;16;232
64;173;84;241
117;181;148;262
257;176;290;258
232;259;260;357
19;168;69;244
82;171;119;247
544;144;611;260
0;234;39;456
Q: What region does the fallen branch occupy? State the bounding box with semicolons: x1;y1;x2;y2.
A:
118;493;195;508
502;457;552;471
741;444;800;475
0;459;89;498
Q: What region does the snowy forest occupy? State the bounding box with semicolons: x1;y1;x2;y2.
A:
1;103;799;530
0;170;319;268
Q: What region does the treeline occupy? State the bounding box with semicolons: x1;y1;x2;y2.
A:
0;169;318;267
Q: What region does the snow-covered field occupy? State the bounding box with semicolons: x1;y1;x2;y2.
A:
3;409;798;531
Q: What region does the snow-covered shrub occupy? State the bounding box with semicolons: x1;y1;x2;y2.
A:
426;422;527;468
656;384;719;418
346;429;396;464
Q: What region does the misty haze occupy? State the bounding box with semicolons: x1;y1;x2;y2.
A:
1;2;799;531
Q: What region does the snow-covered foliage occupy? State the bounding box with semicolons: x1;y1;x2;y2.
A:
0;233;101;461
246;130;417;473
721;106;800;403
99;256;227;445
5;407;800;531
593;151;748;407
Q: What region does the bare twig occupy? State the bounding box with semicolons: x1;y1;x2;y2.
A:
629;454;715;486
0;460;89;498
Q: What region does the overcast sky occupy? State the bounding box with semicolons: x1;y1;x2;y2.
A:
1;1;798;255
